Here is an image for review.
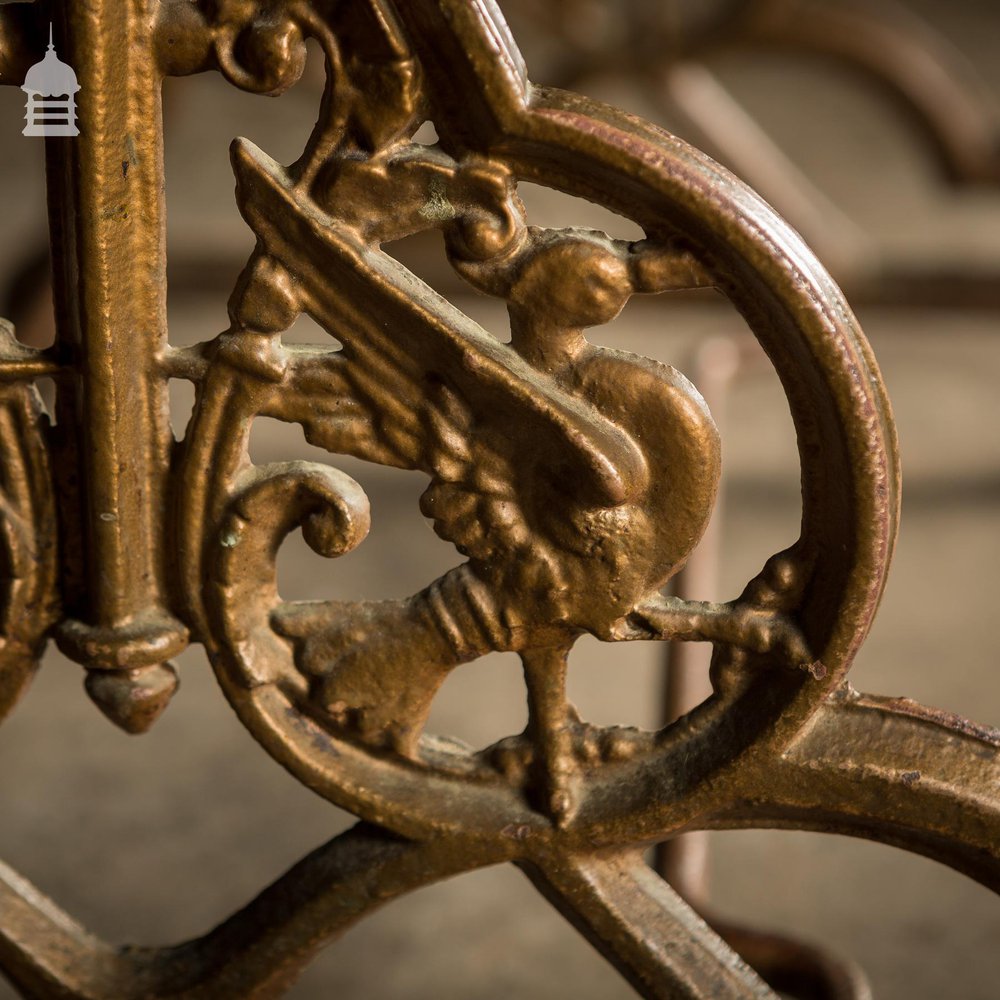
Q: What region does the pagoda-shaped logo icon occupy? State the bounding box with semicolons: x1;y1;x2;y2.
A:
22;25;80;137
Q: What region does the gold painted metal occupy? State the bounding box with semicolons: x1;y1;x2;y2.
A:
45;0;188;733
504;0;1000;307
0;1;994;998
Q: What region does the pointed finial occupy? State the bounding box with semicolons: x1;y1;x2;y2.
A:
48;23;54;51
85;663;180;734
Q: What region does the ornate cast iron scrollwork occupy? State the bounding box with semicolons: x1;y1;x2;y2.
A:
503;0;1000;305
0;1;996;998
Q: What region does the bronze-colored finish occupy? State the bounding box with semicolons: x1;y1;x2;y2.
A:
510;0;1000;186
504;0;1000;307
44;0;189;733
0;2;995;998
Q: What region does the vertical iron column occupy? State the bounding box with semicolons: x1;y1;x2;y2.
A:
46;1;187;732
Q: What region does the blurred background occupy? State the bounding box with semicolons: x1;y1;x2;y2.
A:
1;0;999;996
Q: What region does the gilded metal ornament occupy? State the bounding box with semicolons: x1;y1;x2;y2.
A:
504;0;1000;306
0;1;996;998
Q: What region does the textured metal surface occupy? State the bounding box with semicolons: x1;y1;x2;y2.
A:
508;0;1000;183
0;1;995;998
504;0;1000;306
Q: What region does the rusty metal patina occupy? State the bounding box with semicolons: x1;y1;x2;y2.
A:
0;2;996;998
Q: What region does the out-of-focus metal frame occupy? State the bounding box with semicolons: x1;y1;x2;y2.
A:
0;2;995;998
506;0;1000;307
